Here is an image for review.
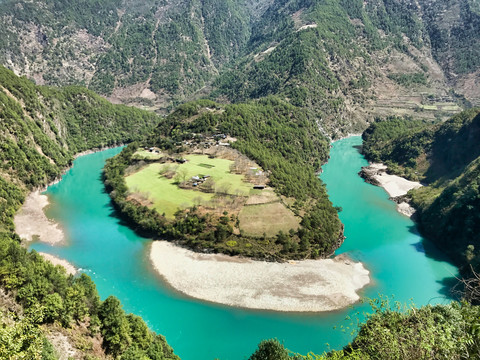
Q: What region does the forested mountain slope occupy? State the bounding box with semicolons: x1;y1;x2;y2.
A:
0;65;179;359
0;0;253;110
362;109;480;278
420;0;480;105
1;0;478;136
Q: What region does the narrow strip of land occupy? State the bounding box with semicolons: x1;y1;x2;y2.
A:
150;241;370;312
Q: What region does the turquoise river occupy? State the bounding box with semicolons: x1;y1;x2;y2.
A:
31;136;458;359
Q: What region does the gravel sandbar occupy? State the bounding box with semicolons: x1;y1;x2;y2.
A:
367;163;422;198
150;241;370;312
14;191;65;245
365;163;422;217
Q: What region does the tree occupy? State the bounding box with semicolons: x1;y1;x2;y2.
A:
127;314;153;351
43;293;64;323
249;339;291;360
174;168;188;185
98;296;132;356
202;177;216;193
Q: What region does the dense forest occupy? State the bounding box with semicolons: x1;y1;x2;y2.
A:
362;109;480;284
104;99;343;260
0;65;179;359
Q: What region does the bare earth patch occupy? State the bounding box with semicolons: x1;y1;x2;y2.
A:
14;191;65;245
150;242;370;312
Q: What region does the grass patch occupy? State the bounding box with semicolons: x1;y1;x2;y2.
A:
238;202;301;237
419;104;462;112
182;155;253;195
125;155;254;218
126;163;214;218
133;149;163;160
439;105;462;111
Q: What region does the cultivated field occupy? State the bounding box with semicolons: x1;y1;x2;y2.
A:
125;153;301;237
238;202;301;237
182;155;252;195
126;163;214;218
126;155;252;218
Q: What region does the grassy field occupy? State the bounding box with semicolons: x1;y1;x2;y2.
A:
133;149;164;160
125;155;254;218
182;155;253;195
420;104;462;111
238;202;301;237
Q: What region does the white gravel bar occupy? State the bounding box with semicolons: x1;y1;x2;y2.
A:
150;241;370;312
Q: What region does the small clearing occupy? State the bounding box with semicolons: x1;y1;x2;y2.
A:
133;149;164;160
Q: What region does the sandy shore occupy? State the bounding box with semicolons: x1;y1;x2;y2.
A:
73;144;124;159
14;191;65;245
150;241;370;312
362;163;422;217
39;253;77;276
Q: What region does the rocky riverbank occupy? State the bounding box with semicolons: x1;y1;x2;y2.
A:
359;163;422;217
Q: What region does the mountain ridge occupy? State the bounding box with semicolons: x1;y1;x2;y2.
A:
1;0;478;136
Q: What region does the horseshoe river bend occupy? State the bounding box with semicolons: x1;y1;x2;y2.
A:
29;136;458;359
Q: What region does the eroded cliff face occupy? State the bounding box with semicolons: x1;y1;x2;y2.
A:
0;0;478;136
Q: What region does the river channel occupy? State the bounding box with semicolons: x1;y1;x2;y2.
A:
31;136;458;359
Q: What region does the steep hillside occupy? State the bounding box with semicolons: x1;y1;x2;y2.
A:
362;109;480;276
213;0;474;137
420;0;480;105
0;0;255;111
0;65;179;359
0;65;158;193
1;0;478;136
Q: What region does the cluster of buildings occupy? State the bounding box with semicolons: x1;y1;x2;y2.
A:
181;133;232;149
190;174;211;187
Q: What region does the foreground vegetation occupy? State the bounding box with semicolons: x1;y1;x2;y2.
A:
104;99;343;260
0;65;178;358
362;109;480;286
249;300;480;360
